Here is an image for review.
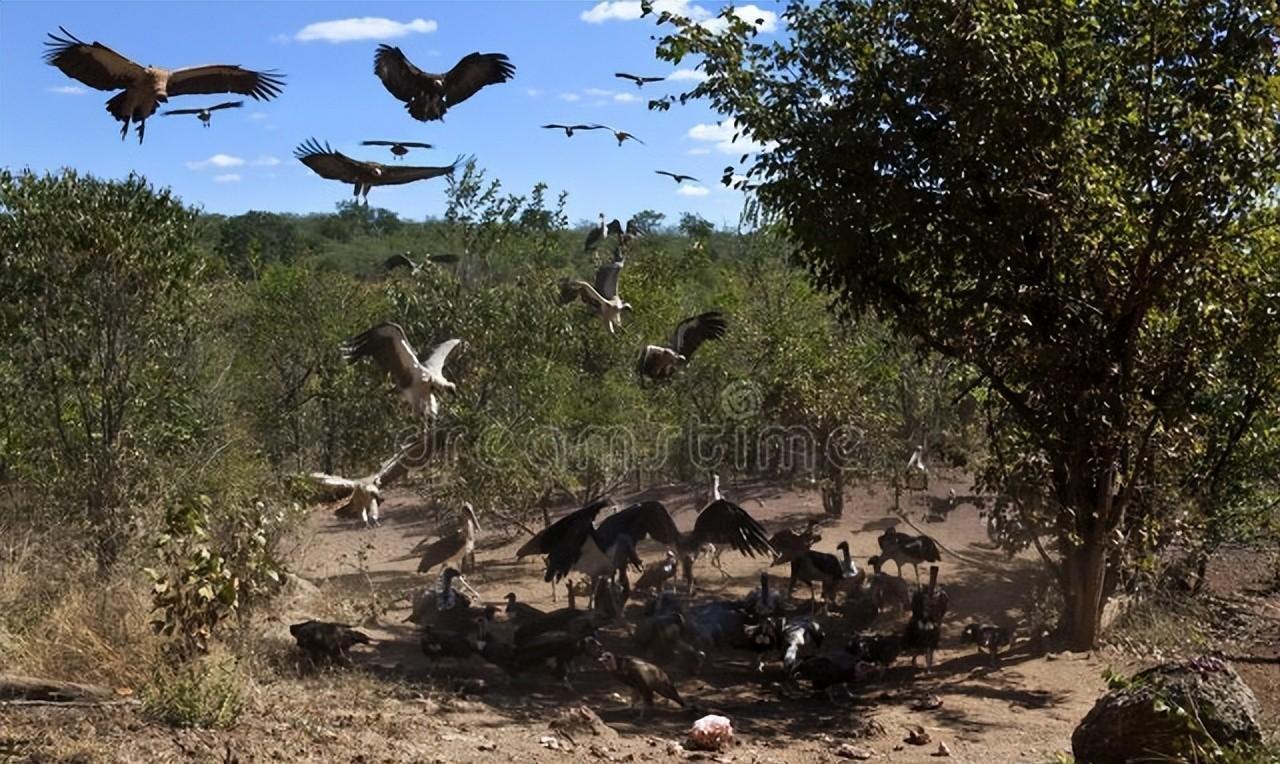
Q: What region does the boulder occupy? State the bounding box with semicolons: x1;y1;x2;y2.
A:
1072;656;1263;764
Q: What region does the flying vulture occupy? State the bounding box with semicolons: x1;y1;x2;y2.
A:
294;139;458;204
374;47;514;122
384;252;461;273
608;217;643;253
637;311;727;382
655;170;700;184
597;126;644;146
161;100;243;127
342;322;463;419
614;72;665;88
558;259;631;334
44;27;284;143
361;140;434;159
541;123;606;138
305;441;427;527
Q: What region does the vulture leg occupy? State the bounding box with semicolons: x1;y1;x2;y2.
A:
135;119;146;145
119;119;129;141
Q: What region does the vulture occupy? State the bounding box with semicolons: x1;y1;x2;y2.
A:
609;217;644;253
415;502;482;574
558;259;631;334
342;322;463;419
614;72;665;88
542;123;606;137
876;527;942;583
583;213;609;253
597;651;685;718
374;47;514;122
903;567;949;668
906;444;928;487
601;126;644;146
44;27;284;143
294;139;459;205
361;140;434;159
516;498;644;603
161;99;242;127
289;620;372;665
306;441;426;527
655;170;700;184
961;623;1012;667
383;252;461;273
637;311;728;382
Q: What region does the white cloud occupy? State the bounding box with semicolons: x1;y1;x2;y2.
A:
49;85;86;95
584;87;614;98
686;147;712;156
558;92;581;102
687;119;774;155
668;69;708;83
251;156;281;167
525;88;543;98
248;111;269;121
213;174;242;184
677;185;710;197
295;17;437;43
613;92;639;103
186;154;245;170
581;0;776;33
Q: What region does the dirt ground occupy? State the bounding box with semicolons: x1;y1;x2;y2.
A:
3;473;1277;763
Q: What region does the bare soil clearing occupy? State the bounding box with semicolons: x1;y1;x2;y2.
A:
3;474;1276;762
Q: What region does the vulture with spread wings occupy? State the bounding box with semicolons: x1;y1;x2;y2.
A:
384;252;460;273
44;27;284;143
655;170;700;184
306;440;432;527
638;311;728;381
295;139;458;204
558;259;631;334
542;123;607;138
342;322;463;419
374;47;514;122
161;100;242;127
361;140;434;159
614;72;664;88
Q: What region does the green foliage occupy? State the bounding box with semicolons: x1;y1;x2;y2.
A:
142;657;246;729
650;0;1280;646
0;169;205;566
145;495;286;660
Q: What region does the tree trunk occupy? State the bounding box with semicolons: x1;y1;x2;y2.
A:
821;463;845;517
1063;536;1107;650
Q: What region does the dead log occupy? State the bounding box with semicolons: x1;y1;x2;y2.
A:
0;674;116;703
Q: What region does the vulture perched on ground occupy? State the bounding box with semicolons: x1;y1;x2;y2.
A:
374;47;514;122
614;72;665;88
597;651;685;718
542;123;606;138
361;140;434;159
342;322;463;419
637;311;728;382
44;27;284;143
655;170;700;184
295;139;459;204
161;100;242;127
559;259;631;334
289;620;372;665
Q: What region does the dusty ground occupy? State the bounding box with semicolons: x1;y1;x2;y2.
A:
3;473;1276;763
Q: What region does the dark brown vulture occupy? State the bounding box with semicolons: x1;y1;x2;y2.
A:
637;311;728;382
294;139;459;204
374;47;514;122
361;140;434;159
655;170;700;184
44;27;284;143
541;123;607;138
614;72;665;88
161;100;243;127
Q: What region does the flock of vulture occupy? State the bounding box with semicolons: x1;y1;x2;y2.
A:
43;24;1011;720
43;27;700;205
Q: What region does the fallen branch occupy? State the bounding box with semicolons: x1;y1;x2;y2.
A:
0;674;117;704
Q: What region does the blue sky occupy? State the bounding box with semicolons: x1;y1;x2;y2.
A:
0;1;776;228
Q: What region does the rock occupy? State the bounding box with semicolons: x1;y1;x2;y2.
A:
550;705;617;743
1072;657;1263;764
932;741;951;757
834;743;873;759
910;695;943;711
904;725;931;746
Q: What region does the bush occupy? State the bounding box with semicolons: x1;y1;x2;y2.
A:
142;657;246;729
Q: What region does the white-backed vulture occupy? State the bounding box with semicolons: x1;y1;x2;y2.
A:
374;47;514;122
342;322;463;419
637;311;727;381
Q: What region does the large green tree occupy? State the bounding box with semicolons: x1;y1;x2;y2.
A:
651;0;1280;646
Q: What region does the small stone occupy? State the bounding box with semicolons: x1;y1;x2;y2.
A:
477;742;497;752
904;725;932;746
540;735;562;750
834;744;873;760
911;695;943;711
666;741;685;755
932;742;952;757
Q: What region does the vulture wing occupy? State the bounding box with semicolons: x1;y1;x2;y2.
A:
425;253;460;264
595;501;680;550
363;140;397;147
614;72;640;83
443;52;515;106
162;107;205;116
689;499;774;557
167;66;284;100
368;157;460;187
384;253;417;271
417;532;467;573
625;218;644;237
515;497;610;558
43;28;143;91
374;45;428;103
208;100;244;111
670;311;727;357
558;280;609;311
594;261;623;300
606;219;624;238
308;472;360;494
397;141;434;149
294;139;373;183
342;322;420;389
422;338;462;376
